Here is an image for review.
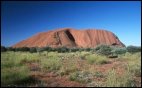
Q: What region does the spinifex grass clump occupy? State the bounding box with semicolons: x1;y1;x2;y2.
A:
1;52;33;87
105;69;136;87
85;54;108;65
1;66;30;86
122;52;141;77
41;57;62;72
69;71;94;83
58;58;78;76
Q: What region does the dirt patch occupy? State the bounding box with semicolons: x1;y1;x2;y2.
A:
94;59;126;75
30;71;85;87
27;58;140;87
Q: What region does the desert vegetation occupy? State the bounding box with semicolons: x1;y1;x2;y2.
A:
1;45;141;87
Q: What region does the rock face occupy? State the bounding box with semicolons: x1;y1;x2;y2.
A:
12;28;125;48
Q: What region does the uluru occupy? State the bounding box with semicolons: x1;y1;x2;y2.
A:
12;28;125;48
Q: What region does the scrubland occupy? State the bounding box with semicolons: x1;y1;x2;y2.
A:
1;45;141;87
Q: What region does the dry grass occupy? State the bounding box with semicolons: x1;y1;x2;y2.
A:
1;51;141;87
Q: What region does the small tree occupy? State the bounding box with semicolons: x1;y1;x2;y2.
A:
113;47;126;55
21;47;30;52
30;47;37;53
85;48;91;51
44;46;52;52
7;47;16;51
79;48;84;52
51;48;56;52
57;46;69;53
95;44;112;56
70;48;77;52
36;47;43;52
110;47;126;58
1;46;7;52
15;47;30;52
127;45;141;53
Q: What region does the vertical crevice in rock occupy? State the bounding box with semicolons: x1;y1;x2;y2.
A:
87;30;92;47
65;30;75;42
64;30;76;46
56;32;62;45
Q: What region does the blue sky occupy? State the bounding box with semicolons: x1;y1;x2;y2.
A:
1;1;141;47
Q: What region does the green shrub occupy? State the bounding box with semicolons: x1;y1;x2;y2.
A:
41;58;62;72
36;47;45;52
111;47;126;55
85;48;92;51
87;81;103;87
44;46;52;51
94;71;104;78
126;63;141;77
20;54;40;63
1;52;41;68
30;47;37;53
1;66;30;86
105;69;136;87
69;47;79;52
36;46;52;52
86;55;96;64
86;54;108;65
47;52;58;57
79;48;84;52
15;47;30;52
58;59;78;76
21;47;30;51
127;46;141;53
1;46;7;52
69;71;93;83
121;52;141;61
95;44;112;56
1;53;24;68
56;46;69;53
79;51;91;60
1;58;22;68
7;47;16;51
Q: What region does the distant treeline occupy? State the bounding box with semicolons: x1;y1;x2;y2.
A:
1;46;92;53
1;45;141;55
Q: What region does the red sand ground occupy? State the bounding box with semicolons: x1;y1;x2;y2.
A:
26;58;141;87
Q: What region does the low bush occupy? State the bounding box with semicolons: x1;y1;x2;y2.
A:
111;47;126;55
105;69;136;87
6;47;16;51
126;63;141;77
69;71;94;83
44;46;52;51
95;44;112;56
127;46;141;53
70;48;79;52
56;46;69;53
94;71;104;78
20;54;40;63
121;52;141;61
41;58;62;72
30;47;37;53
85;48;92;52
58;59;78;76
1;46;7;52
15;47;30;52
86;54;108;65
1;66;30;86
1;53;24;68
36;47;45;52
